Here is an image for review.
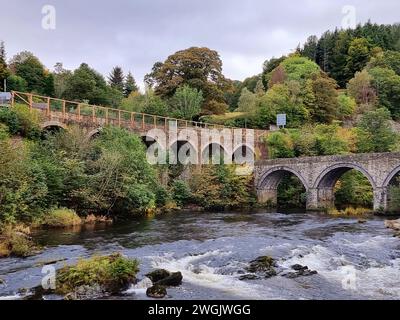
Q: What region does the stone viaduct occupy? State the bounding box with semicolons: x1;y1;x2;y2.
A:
255;153;400;211
10;91;268;164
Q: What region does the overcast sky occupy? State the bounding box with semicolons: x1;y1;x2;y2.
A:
1;0;399;88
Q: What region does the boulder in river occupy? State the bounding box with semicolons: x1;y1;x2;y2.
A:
239;274;259;281
291;264;308;271
146;285;167;299
146;269;171;283
146;269;183;287
246;256;277;278
155;272;183;287
282;265;318;279
385;219;400;231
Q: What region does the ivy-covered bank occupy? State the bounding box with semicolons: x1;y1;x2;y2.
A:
0;105;256;227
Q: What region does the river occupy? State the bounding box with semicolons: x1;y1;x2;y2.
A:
0;211;399;300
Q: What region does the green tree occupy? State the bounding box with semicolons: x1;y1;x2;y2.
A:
335;171;373;208
254;80;265;97
313;124;349;155
108;66;124;92
262;56;286;87
337;93;356;120
124;72;139;97
236;88;257;114
347;69;377;107
266;130;295;159
308;76;339;123
6;75;27;92
0;41;9;91
9;51;48;94
356;108;398;152
120;91;145;112
145;47;231;113
44;72;55;96
142;89;169;116
345;38;371;81
64;63;109;105
301;35;318;61
368;67;400;119
170;85;203;120
0;139;48;223
279;55;320;84
262;84;309;127
86;127;159;214
368;50;400;76
53;63;72;98
189;165;254;210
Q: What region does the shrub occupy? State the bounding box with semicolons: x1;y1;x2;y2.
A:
0;105;41;139
56;253;139;294
328;207;372;216
41;208;82;228
265;130;295;159
0;224;38;258
190;165;255;210
171;180;192;207
0;107;20;135
0;123;9;140
82;127;158;215
0;139;48;223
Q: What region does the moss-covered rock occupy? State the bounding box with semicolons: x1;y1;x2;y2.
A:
246;256;277;278
56;253;139;296
146;285;167;299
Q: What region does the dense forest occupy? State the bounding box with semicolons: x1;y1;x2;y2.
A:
1;21;400;229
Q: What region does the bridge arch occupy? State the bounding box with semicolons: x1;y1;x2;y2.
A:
169;139;198;165
41;121;67;131
311;163;376;210
232;144;255;165
258;166;309;190
201;143;230;164
313;163;376;190
256;166;308;207
87;128;102;139
383;165;400;188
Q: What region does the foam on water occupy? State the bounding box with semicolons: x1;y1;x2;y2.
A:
147;250;275;299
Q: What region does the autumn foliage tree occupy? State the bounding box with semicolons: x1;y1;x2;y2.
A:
145;47;231;115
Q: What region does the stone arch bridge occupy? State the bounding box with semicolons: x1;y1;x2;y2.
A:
10;91;268;163
255;153;400;211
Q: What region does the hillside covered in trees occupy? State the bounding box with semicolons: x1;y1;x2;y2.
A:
1;21;400;225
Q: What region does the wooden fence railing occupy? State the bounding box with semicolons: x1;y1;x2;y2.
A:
10;91;250;132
